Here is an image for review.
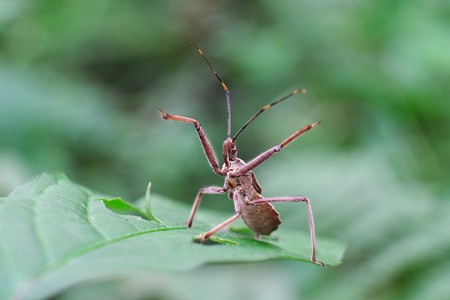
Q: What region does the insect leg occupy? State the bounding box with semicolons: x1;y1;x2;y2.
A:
198;191;242;241
187;186;227;228
158;110;226;175
199;213;241;241
252;196;324;266
235;122;320;175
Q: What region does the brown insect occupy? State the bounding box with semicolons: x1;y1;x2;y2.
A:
159;42;323;266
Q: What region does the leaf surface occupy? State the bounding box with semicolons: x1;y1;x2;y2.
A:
0;174;344;299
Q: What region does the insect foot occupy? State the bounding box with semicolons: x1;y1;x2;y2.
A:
313;259;325;267
192;233;209;243
199;233;208;242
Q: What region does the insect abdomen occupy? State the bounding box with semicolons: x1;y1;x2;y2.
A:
241;202;281;235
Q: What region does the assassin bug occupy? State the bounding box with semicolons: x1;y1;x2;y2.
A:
159;42;323;265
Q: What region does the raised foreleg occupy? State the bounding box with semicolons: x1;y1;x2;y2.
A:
235;122;320;175
159;110;226;175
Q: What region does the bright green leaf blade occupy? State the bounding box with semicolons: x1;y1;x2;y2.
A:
0;173;344;300
0;173;167;299
102;197;162;223
143;181;162;223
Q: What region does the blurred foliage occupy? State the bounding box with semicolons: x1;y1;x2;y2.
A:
0;0;449;299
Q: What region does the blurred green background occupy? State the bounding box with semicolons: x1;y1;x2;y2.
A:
1;0;449;299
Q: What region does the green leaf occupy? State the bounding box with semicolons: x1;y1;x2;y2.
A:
101;183;162;224
0;173;344;299
101;198;153;220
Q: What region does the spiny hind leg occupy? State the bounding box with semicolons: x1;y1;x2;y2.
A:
253;196;324;266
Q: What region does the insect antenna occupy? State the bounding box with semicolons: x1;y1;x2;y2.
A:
190;41;232;139
232;88;306;141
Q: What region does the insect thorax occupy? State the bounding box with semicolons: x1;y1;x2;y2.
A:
227;158;246;172
225;158;262;196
